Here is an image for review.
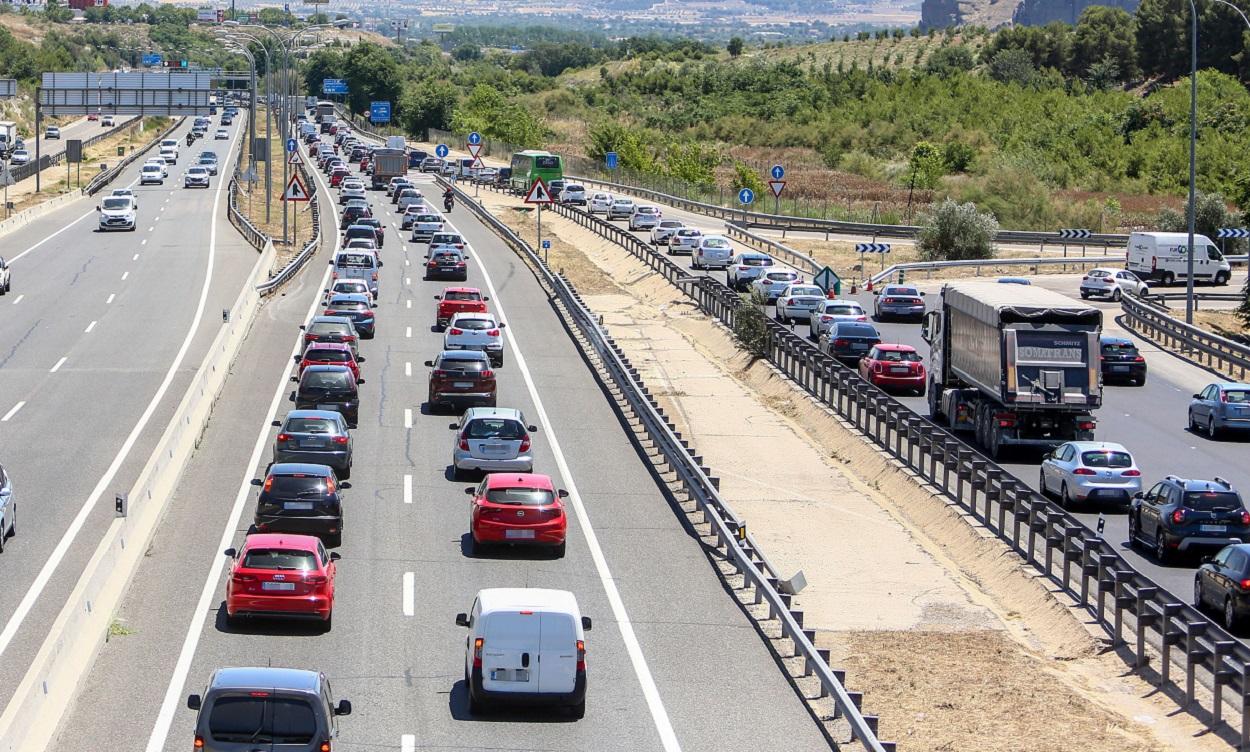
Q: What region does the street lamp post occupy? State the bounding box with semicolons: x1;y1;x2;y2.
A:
1186;0;1199;324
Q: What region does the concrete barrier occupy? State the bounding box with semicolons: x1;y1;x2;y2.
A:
0;240;275;752
0;189;84;241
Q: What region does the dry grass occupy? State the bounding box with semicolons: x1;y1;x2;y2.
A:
234;108;316;268
1193;309;1249;341
0;12;49;45
745;32;993;72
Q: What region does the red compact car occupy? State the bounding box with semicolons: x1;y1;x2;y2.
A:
225;533;338;628
298;341;362;381
435;287;489;329
467;473;568;556
857;343;926;395
330;168;350;187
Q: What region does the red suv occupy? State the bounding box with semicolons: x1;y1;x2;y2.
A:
225;533;338;629
425;350;497;412
467;473;568;557
330;167;350;187
298;342;363;382
435;287;489;329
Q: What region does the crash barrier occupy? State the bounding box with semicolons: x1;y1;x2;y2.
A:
867;255;1126;286
723;223;821;276
444;178;896;752
0;241;275;752
11;116;143;184
549;197;1250;749
226;118;270;254
1122;293;1250;382
257;153;322;296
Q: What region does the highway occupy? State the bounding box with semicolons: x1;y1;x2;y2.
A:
54;135;834;750
0;113;258;707
8;116;138;184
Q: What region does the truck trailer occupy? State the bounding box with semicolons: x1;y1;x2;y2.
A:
369;147;406;190
921;281;1102;459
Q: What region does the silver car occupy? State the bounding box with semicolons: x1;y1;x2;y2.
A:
1188;382;1250;438
444;312;506;366
751;269;802;302
1080;267;1149;301
451;407;537;476
340;185;367;205
669;228;703;256
774;284;826;324
1040;441;1142;507
607;197;635;220
728;252;774;290
0;464;15;552
271;410;354;479
184;166;211;188
396;188;425;212
588;192;613;214
809;299;868;340
872;285;927;321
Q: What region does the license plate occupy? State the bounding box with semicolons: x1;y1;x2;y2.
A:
284;501;314;510
302;439;327;448
853;344;869;351
1111;366;1129;373
506;529;536;539
890;366;910;374
262;582;296;591
491;668;530;682
317;404;337;411
1200;525;1227;533
454;381;474;388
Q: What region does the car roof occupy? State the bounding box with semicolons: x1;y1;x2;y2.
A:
1099;334;1134;345
1212;382;1249;390
241;532;322;551
872;343;916;352
304;342;352;352
268;462;335;477
476;587;578;616
210;667;321;693
450;311;494;321
1065;441;1129;452
438;349;489;361
442;286;480;293
311;315;354;325
285;409;343;421
465;406;524;422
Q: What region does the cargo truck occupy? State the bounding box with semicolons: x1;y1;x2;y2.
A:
0;121;17;160
920;280;1102;459
370;147;406;190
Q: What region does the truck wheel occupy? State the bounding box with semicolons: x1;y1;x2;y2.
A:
1216;270;1230;286
1162;271;1175;286
927;382;941;420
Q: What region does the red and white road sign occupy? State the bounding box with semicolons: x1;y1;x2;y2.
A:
524;178;553;204
471;157;485;169
768;180;786;198
467;143;483;159
282;174;310;202
287;150;301;164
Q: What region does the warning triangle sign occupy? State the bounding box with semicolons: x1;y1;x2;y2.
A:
282;174;310;202
288;150;301;164
471;157;485;169
524;178;553;204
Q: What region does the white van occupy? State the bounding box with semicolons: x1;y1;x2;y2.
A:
455;588;591;718
1127;231;1232;286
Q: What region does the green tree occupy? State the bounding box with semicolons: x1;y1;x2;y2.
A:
987;47;1035;86
450;83;548;148
727;36;745;57
923;44;975;78
917;199;999;260
343;43;402;115
1135;0;1190;79
1071;6;1138;81
399;79;457;139
1155;191;1245;253
44;0;74;23
732;292;770;359
302;48;345;99
730;160;765;197
587;120;655;172
452;43;482;62
1237;273;1250;327
664;141;719;186
908;141;946;189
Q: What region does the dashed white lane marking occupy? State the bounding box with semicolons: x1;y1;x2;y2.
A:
405;277;411;285
121;271;129;281
404;361;411;377
1;402;26;422
106;293;115;305
401;735;415;752
403;408;412;428
10;294;23;305
402;572;415;616
405;326;412;338
50;357;67;373
406;300;411;309
403;474;412;504
140;239;147;246
133;253;141;260
84;320;97;333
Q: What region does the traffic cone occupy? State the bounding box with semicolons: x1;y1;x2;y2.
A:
850;282;858;295
865;279;873;292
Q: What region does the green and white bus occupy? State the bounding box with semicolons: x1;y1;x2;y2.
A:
509;150;563;192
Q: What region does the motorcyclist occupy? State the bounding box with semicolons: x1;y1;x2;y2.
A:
185;131;194;147
443;187;454;211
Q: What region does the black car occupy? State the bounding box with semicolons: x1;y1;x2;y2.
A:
425;249;469;281
339;205;372;230
293;365;361;428
351;217;385;247
819;321;882;363
221;115;233;126
1195;543;1250;630
1130;476;1250;563
1100;335;1147;386
323;295;376;339
253;463;346;547
494;167;512;186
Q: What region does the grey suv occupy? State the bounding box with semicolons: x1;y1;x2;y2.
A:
1129;475;1250;563
187;667;351;751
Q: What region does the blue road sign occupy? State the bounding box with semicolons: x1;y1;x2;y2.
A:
435;144;449;159
542;239;551;250
855;243;891;253
142;53;163;67
468;132;482;146
321;78;348;95
369;101;392;124
605;151;618;170
770;164;785;180
738;187;755;205
285;138;297;153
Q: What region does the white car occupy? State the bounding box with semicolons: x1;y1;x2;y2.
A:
44;126;60;140
1079;267;1149;301
588;192;613;214
408;212;445;241
809;299;868;340
397;189;426;213
475;167;499;184
101;115;115;126
428;231;467;253
774;284;827;324
444;311;506;366
110;187;137;206
324;279;374;304
651;219;684;246
144;157;169;178
184;166;210;188
8;149;29;166
728;252;775;290
669;228;703;255
340;185;367;205
97;195;138;231
140;163;165;185
214;128;229;140
607;197;635;221
751;269;802;302
629;205;663;231
560;183;587;205
693;235;733;270
159;146;178;164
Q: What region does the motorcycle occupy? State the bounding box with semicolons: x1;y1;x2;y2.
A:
185;132;195;147
443;195;454;212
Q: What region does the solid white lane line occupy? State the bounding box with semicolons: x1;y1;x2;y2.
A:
121;271;129;281
403;474;412;504
405;326;412;338
84;320;97;333
0;120;237;665
10;294;23;305
402;572;415;616
106;293;115;305
49;356;67;373
467;245;683;751
403;408;412;428
1;402;26;422
401;735;415;752
404;361;411;377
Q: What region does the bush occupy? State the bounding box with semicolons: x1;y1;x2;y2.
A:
917;199;999;260
730;160;766;197
732;293;770;359
1156;191;1246;254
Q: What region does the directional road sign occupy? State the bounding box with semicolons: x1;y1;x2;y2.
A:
605;151;618;170
1217;227;1250;238
813;266;841;296
285;137;297;153
435;143;449;159
855;243;891;253
369;101;391;124
542;239;551;250
738;187;755;205
524;178;553;204
468;132;482;146
467;143;482;159
0;165;14;188
767;180;785;198
141;53;162;67
321;78;347;95
1058;228;1091;239
282;173;310;202
770;164;785;180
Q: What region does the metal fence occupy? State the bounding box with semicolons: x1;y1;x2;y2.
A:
453;179;895;751
11;116;144;184
545;196;1250;748
1122;294;1250;381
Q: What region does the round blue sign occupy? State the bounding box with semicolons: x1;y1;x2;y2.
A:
467;132;482;146
770;164;784;180
738;188;755;205
435;144;449;158
286;138;297;153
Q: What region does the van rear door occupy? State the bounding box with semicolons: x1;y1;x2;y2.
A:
482;611;541;693
537;611;578;693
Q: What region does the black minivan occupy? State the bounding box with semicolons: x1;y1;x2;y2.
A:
293;365;361;427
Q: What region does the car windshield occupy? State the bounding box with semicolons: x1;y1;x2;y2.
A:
1224;389;1250;404
453;318;494;330
444;291;481;301
465;418;525;439
303;372;351;390
485;487;554;506
876;349;920;362
1183;491;1243;511
208;696;316;745
789;286;823;297
838;323;879;337
1080;450;1132;468
101;198;130;210
306;349;351;363
243;548;317;570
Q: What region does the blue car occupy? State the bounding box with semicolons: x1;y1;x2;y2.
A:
1189;382;1250;439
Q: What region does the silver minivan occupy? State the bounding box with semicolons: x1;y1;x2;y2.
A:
186;667;352;751
330;250;380;299
451;407;538;477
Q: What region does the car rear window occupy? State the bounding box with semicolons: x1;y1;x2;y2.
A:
336;254;375;268
741;257;772;266
1225;390;1250;404
269;474;330;496
286;417;338;433
826;304;863;315
465;419;525;439
208;696;316;744
433;252;463;262
333;282;368;294
345;228;373;240
1080;451;1132;468
1088;270;1111;278
789;286;823;297
445;290;481;301
303;371;352;389
306;349;351;363
417;215;441;222
486;487;555;506
243;548;317;570
838;323;879;337
453;318;495;330
702;238;730;248
310;322;352;336
1184;491;1243;511
566;185;585;192
888;288;920;297
1102;341;1138;355
440;358;488;372
876;349;921;362
432;234;463;245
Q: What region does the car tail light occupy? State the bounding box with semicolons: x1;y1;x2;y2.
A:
820;315;833;322
325;477;336;493
833;339;849;347
344;335;356;343
276;433;291;443
458;435;470;451
576;639;586;672
519;435;531;453
1241;510;1250;525
263;476;274;492
333;436;349;445
456;262;466;267
448;328;463;335
304;333;316;342
194;736;204;749
872;363;883;373
487;329;500;337
433;370;450;378
473;637;484;669
232;573;256;583
305;575;327;585
319;741;331;752
786;298;796;305
1240;579;1250;590
856;316;867;321
1172;509;1186;524
884;297;897;304
1221;391;1232;402
481;370;494;379
429;261;438;267
995;412;1016;428
1073;468;1096;475
372;273;378;281
1121;469;1141;477
1077;420;1096;431
1133;356;1145;362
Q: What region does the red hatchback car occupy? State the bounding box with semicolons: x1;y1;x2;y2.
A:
467;473;569;557
298;342;363;381
330;168;350;187
435;287;490;329
225;533;338;628
857;343;926;395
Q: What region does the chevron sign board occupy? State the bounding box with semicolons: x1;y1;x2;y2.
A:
1058;228;1091;239
855;243;891;253
1217;227;1249;238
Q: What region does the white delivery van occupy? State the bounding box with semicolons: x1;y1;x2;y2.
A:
455;588;591;718
1127;231;1232;286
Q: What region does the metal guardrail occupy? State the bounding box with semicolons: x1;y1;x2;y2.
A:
11;116;143;184
546;196;1250;748
83;118;181;196
866;255;1126;286
1122;294;1250;381
257;153;321;295
456;179;895;751
724;223;821;276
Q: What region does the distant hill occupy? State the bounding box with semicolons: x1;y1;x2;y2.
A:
921;0;1140;29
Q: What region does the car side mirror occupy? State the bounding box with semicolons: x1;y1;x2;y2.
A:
872;289;880;295
293;354;300;362
271;420;281;427
223;547;237;558
291;375;299;382
455;612;470;627
356;378;365;384
95;206;101;212
289;391;295;402
187;694;202;711
483;296;490;301
449;423;459;430
328;259;333;265
330;551;341;561
558;489;569;499
372;303;379;308
498;322;506;328
464;486;475;495
434;295;441;300
920;291;927;296
340;481;352;489
334;700;352;716
424;360;434;367
1201;555;1213;564
1133;491;1144;499
1193;394;1202;400
323;288;330;293
357;356;366;363
299;324;306;330
527;425;538;432
581;616;592;630
251;478;263;486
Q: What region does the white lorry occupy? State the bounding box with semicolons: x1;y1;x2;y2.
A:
0;121;17;160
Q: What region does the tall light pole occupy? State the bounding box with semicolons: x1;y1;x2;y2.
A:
1186;0;1199;324
1208;0;1250;321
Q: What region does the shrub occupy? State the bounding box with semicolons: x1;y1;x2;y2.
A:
730;160;766;196
732;293;770;359
917;199;999;260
